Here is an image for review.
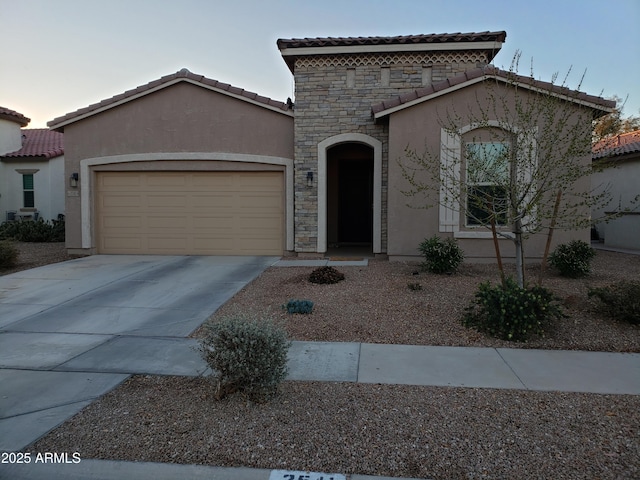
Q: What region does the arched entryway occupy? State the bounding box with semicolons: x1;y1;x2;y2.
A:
317;133;382;254
327;143;374;250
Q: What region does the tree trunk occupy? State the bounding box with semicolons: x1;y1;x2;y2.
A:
490;216;506;287
514;217;525;288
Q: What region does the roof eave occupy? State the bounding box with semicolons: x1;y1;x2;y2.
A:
279;41;504;74
48;76;293;131
373;73;616;120
0;112;30;127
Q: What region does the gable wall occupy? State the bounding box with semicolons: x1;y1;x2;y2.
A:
64;82;293;162
293;51;489;252
387;81;593;260
592;154;640;249
0;118;23;155
62;82;294;252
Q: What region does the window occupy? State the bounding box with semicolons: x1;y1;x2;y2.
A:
23;174;35;208
465;142;510;226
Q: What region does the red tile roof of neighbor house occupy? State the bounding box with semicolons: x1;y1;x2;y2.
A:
0;106;30;127
48;68;292;130
593;130;640;160
1;129;64;159
371;65;616;118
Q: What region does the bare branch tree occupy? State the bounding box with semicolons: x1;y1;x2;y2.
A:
398;53;614;287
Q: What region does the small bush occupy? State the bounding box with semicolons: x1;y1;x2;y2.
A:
407;282;423;291
309;266;345;284
418;235;464;274
588;281;640;325
463;277;564;342
198;314;290;402
549;240;595;278
283;299;314;314
0;241;19;268
0;219;65;242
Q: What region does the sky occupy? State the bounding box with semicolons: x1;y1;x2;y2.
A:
1;0;638;128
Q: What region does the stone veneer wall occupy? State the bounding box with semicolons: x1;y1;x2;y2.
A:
293;51;489;253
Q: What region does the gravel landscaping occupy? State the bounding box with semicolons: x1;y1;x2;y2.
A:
0;241;72;276
16;247;640;478
32;377;639;479
197;250;640;352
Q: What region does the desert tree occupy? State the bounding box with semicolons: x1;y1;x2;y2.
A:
593;95;640;142
399;53;615;287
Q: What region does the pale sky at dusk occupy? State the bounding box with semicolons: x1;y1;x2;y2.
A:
1;0;638;128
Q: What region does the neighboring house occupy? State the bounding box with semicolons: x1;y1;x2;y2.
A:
0;107;65;222
592;130;640;250
48;31;614;259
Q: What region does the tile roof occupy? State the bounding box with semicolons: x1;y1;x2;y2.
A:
0;106;30;127
1;129;64;159
48;68;292;131
371;66;616;118
277;31;507;72
277;31;507;49
593;130;640;160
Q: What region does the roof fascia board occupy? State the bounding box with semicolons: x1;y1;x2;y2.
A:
374;74;614;119
280;41;503;57
49;78;292;130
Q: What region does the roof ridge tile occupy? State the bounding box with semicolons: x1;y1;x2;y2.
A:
48;69;291;129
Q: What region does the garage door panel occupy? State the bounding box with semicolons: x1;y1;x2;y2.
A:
101;174;141;188
147;215;188;229
191;193;235;208
96;171;283;255
101;195;144;208
147;237;190;251
102;236;143;251
238;195;282;209
192;174;234;187
146;175;187;188
102;215;144;229
192;215;235;229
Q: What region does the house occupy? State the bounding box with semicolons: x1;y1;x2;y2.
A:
1;107;65;222
48;31;614;259
592;130;640;250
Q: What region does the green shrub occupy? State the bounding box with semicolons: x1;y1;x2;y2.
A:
549;240;595;277
0;221;20;240
0;241;19;268
588;281;640;325
198;314;290;402
283;299;314;314
309;266;345;284
0;219;65;242
463;277;564;342
418;235;464;274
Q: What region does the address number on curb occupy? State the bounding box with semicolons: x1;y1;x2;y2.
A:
269;470;346;480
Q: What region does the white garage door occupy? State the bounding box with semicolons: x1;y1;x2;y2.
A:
96;171;284;255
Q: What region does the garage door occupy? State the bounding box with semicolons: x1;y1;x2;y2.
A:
96;171;284;255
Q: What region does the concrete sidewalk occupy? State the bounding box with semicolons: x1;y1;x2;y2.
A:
2;341;638;479
2;339;638;453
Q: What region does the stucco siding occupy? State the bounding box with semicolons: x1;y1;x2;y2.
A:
387;81;592;261
63;82;294;253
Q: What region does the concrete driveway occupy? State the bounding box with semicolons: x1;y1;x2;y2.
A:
0;255;277;451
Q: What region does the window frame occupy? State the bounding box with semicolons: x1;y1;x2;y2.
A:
22;173;35;209
439;122;537;239
464;141;510;227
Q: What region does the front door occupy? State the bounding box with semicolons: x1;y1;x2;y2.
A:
327;143;374;247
